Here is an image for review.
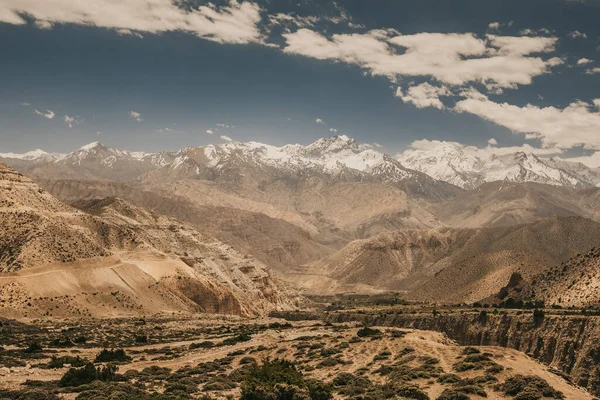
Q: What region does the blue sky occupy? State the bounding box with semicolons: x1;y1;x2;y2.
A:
0;0;599;164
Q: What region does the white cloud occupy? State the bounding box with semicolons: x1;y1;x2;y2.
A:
220;135;233;142
206;129;214;135
129;110;143;122
283;29;559;89
488;22;501;31
216;123;232;128
372;142;383;148
0;0;263;45
34;20;52;29
454;91;600;150
594;99;600;108
116;28;143;38
329;128;338;133
64;115;83;128
488;138;498;145
560;152;600;168
568;30;588;39
33;109;55;119
577;58;593;65
315;118;325;124
395;82;451;109
586;67;600;75
21;102;30;106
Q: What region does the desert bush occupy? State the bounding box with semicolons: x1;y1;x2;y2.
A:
240;359;332;400
94;349;131;363
395;384;430;400
46;355;87;369
437;374;461;384
437;389;469;400
223;333;252;346
356;326;382;338
0;389;60;400
497;375;563;399
24;342;43;353
189;341;214;350
59;363;117;387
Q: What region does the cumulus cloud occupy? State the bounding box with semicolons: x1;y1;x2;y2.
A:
488;22;501;31
0;0;263;45
33;109;55;119
21;102;31;106
454;91;600;149
64;115;83;128
216;123;233;128
315;118;325;124
283;29;560;89
206;129;214;135
586;67;600;75
129;110;143;122
395;83;451;109
220;135;233;142
329;128;338;133
568;30;588;39
488;138;498;145
372;142;383;148
577;58;593;65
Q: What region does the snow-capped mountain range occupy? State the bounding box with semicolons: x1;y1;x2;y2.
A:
2;136;600;189
396;141;600;189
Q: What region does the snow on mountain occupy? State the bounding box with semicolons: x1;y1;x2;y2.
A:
0;149;65;162
198;135;414;181
396;141;599;189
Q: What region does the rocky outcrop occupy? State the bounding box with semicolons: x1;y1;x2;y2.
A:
326;311;600;396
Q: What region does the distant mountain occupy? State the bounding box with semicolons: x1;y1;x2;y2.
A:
0;137;460;198
434;181;600;228
396;141;600;189
0;141;175;181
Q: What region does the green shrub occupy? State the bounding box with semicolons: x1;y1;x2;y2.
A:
24;342;43;353
240;359;332;400
46;356;87;369
190;341;214;350
223;333;252;346
94;349;131;363
59;363;117;387
437;389;469;400
498;375;563;399
356;327;382;338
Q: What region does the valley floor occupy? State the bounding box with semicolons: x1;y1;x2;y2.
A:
0;313;590;399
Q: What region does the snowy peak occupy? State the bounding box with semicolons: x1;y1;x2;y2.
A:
190;135;408;179
0;149;66;162
397;141;600;189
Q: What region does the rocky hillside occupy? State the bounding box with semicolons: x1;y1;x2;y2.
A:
0;163;304;318
434;181;600;228
490;246;600;308
294;216;600;303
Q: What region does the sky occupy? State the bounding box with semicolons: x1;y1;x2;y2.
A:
1;0;600;165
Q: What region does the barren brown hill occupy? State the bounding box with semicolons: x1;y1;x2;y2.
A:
492;246;600;308
435;181;600;228
0;164;305;319
294;216;600;303
36;178;336;273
